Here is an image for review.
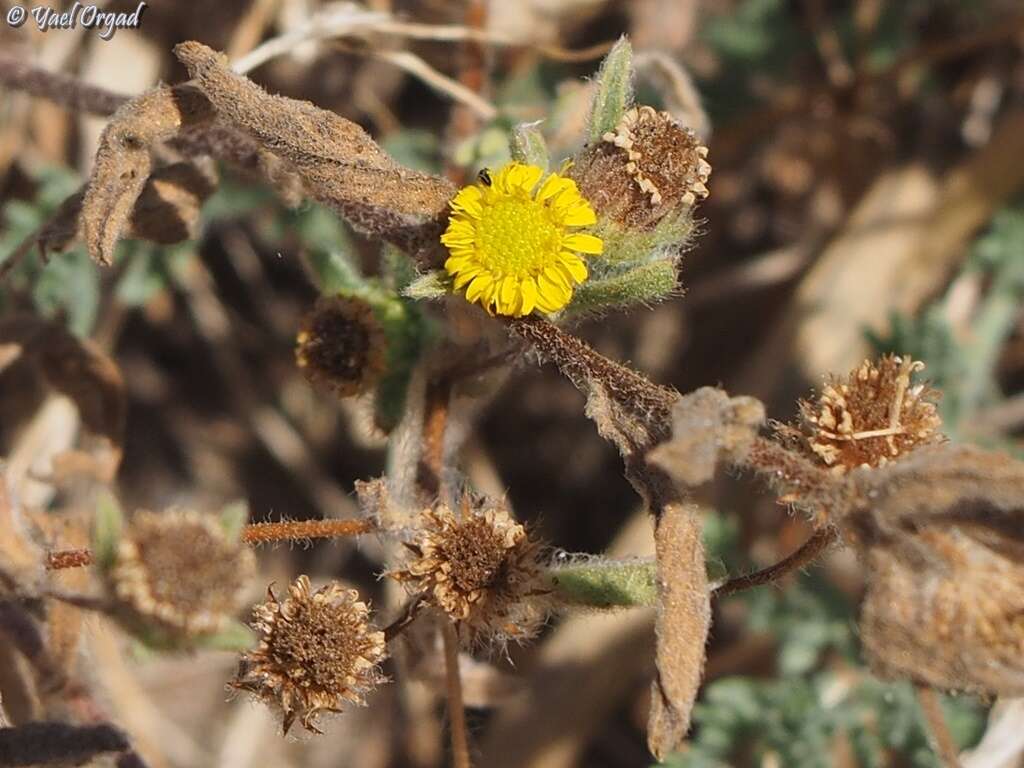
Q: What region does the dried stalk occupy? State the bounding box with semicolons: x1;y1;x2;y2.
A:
44;519;376;570
441;619;472;768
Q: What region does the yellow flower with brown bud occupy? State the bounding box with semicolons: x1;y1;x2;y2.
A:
231;575;386;735
779;354;944;473
389;496;545;648
106;509;255;639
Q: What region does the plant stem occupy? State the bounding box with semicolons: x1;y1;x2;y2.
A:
713;527;838;598
44;518;376;570
916;685;962;768
46;548;94;570
241;518;374;544
441;619;472;768
383;597;426;642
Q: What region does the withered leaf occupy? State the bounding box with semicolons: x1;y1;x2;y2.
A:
508;316;678;458
848;444;1024;696
649;386;765;487
173;41;455;261
81;84;214;265
648;499;709;760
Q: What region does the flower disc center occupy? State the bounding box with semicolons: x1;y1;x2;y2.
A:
476;199;561;277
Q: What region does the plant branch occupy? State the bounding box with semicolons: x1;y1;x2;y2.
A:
44;519;376;570
713;527;838;598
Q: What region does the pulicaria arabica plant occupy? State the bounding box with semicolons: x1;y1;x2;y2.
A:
6;32;1024;768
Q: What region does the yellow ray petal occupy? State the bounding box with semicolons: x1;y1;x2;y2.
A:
517;277;538;316
453;267;483;290
451;186;483;218
537;174;574;203
563;233;603;255
465;274;494;304
559;203;597;226
537;270;572;311
557;253;588;283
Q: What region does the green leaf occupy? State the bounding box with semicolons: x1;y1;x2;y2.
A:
587;37;634;144
32;249;99;336
92;492;125;572
308;250;366;295
567;259;678;316
195;620;257;652
218;501;249;543
510;121;550;170
546;558;657;608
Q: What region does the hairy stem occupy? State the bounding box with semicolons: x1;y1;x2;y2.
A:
916;685;962;768
45;519;376;570
713;527;838;598
241;518;375;544
383;597;427;643
441;619;472;768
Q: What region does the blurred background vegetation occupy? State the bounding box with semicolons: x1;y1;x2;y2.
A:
1;1;1023;766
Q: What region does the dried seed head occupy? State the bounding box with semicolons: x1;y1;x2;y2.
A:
390;496;545;647
778;355;943;473
572;106;711;231
231;575;386;734
107;510;255;637
295;296;388;398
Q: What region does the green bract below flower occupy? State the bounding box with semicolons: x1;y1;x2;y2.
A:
440;162;603;317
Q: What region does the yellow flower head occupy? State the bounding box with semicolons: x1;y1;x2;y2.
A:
441;162;603;317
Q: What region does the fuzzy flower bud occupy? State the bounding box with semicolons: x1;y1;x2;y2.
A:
572;106;711;233
295;295;388;398
389;496;545;648
231;575;386;734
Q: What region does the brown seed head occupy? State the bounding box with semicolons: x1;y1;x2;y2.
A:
778;354;943;473
295;296;387;398
572;106;711;231
108;510;255;637
390;497;545;647
231;575;386;734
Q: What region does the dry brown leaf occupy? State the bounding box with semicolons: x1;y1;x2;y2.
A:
173;41;456;263
82;84;214;265
508;316;678;459
648;386;765;488
647;498;709;760
847;444;1024;695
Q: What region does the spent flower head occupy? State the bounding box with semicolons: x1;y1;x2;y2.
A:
573;106;710;232
778;354;944;473
390;495;545;647
441;162;603;317
295;295;388;398
231;575;386;734
105;509;255;640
